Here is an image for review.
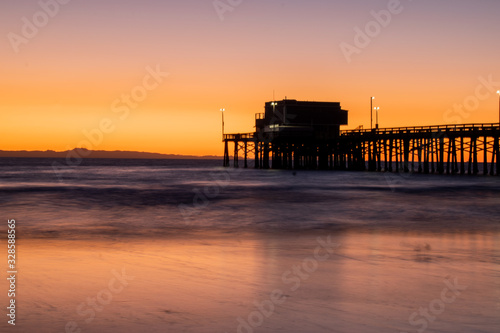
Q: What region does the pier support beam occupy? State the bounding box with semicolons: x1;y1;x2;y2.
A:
223;141;230;167
233;142;239;168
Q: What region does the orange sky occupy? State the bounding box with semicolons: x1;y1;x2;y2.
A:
1;0;500;156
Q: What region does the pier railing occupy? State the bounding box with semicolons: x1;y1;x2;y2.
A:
223;133;255;140
342;123;499;135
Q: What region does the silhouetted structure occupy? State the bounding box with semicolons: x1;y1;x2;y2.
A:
223;99;500;176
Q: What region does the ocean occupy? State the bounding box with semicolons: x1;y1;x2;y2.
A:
0;158;499;332
2;158;499;236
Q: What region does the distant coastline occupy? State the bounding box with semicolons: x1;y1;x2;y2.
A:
0;148;221;160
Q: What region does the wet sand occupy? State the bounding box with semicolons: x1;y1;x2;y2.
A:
1;230;499;333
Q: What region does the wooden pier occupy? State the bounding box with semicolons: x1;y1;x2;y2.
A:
223;100;500;176
339;123;500;176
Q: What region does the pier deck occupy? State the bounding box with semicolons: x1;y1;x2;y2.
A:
224;123;500;176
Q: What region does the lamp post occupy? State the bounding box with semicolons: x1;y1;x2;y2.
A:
271;102;277;112
371;97;375;130
497;90;500;124
271;101;278;123
374;107;380;129
220;108;225;141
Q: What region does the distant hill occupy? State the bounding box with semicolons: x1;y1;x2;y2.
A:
0;149;220;160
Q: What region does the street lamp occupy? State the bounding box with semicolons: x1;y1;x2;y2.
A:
371;97;375;130
220;108;225;141
374;107;380;129
271;101;279;123
271;102;277;112
497;90;500;124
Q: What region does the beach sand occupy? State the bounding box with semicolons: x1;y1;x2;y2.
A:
1;230;498;332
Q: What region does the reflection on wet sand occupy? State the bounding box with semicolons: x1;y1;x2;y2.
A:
1;230;498;333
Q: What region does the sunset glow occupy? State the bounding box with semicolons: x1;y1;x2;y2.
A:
2;0;500;155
